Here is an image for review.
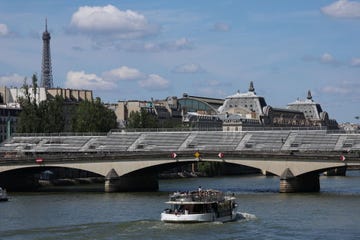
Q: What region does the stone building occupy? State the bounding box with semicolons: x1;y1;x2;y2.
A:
287;90;338;129
108;82;338;131
109;97;183;128
218;81;266;120
179;93;224;115
0;105;21;142
219;82;338;131
0;86;93;138
178;94;224;129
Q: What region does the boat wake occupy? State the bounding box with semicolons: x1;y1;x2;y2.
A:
235;212;257;221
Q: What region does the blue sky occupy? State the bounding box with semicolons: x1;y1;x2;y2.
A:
0;0;360;123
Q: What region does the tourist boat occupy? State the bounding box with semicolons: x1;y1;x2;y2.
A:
0;187;8;202
161;189;237;223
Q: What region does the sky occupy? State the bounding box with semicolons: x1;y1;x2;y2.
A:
0;0;359;123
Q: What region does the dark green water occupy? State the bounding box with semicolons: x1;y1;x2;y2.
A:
1;172;360;240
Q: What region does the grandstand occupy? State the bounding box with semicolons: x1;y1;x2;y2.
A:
341;134;360;150
184;131;245;151
287;131;340;151
240;131;290;151
132;132;190;151
89;132;141;152
0;130;359;154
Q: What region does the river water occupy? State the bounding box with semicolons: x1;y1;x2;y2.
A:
1;172;360;240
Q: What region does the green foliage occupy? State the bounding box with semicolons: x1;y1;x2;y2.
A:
159;119;183;128
127;108;158;128
17;98;40;133
18;97;65;134
17;75;116;133
38;95;65;133
17;75;40;133
72;97;117;132
197;162;224;176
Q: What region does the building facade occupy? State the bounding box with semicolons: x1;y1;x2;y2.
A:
0;86;94;139
0;106;20;142
108;97;183;128
179;82;339;131
287;91;338;129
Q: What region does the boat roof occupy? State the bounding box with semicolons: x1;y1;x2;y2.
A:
165;197;235;205
166;189;235;205
165;201;217;205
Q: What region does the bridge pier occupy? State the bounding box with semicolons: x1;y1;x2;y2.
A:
104;169;158;192
279;169;320;193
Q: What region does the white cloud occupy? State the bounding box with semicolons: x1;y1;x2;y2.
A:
66;71;116;90
212;22;230;32
303;53;341;66
321;80;360;95
351;58;360;67
322;85;351;94
138;74;169;90
144;38;193;51
321;53;335;63
207;80;222;87
70;5;159;39
0;73;24;87
171;38;193;50
321;0;360;18
173;63;203;73
0;23;9;36
117;37;194;52
66;68;170;92
103;66;143;81
197;87;226;98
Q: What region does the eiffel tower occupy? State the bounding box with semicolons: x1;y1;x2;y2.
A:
41;19;53;88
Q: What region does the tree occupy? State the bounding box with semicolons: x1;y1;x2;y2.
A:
127;111;141;129
17;74;67;133
17;75;41;133
38;95;65;133
17;75;116;133
31;73;38;105
127;108;158;129
72;97;117;132
197;162;224;176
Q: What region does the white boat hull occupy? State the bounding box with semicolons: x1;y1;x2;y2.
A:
161;189;238;223
161;211;237;223
0;188;8;202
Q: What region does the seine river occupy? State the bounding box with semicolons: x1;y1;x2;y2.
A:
1;172;360;240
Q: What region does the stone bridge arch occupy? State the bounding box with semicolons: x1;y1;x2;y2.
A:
0;165;103;191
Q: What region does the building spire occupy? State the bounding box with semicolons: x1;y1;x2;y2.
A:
249;81;256;94
307;90;312;100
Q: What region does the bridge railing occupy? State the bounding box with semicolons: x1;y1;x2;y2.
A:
111;127;223;133
12;132;108;137
9;128;360;137
1;150;359;166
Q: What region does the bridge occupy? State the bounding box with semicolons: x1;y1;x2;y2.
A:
0;129;359;193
